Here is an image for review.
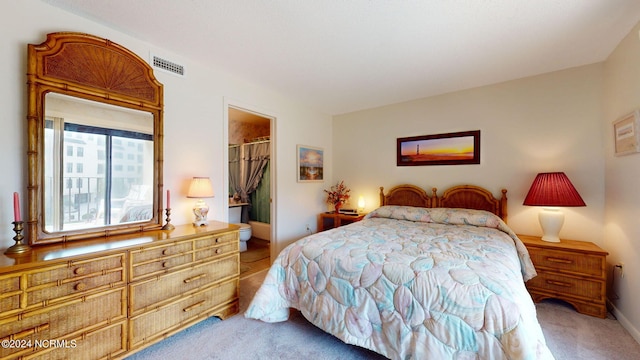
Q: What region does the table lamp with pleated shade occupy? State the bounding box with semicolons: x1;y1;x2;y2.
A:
523;172;586;242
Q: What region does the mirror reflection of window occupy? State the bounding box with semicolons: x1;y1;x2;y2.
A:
44;93;154;233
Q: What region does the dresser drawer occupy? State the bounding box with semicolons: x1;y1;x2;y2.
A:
129;254;239;314
130;241;194;280
131;241;193;264
195;241;239;262
0;274;21;314
23;321;127;360
129;278;238;348
27;254;124;288
526;271;606;303
195;232;238;249
527;247;605;278
0;288;126;360
27;270;125;308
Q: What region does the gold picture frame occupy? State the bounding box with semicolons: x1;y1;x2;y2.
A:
614;110;640;156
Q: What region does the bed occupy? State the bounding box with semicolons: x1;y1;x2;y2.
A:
245;184;553;359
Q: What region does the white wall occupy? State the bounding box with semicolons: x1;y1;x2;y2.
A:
333;64;605;246
602;21;640;342
0;0;332;256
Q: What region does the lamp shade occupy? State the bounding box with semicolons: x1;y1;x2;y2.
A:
523;172;585;207
187;177;215;198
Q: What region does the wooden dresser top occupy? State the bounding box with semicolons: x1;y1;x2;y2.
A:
518;234;608;256
0;222;239;272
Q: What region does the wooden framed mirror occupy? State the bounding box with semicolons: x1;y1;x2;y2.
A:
27;32;164;245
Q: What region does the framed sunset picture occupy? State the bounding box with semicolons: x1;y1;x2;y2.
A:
297;145;324;182
397;130;480;166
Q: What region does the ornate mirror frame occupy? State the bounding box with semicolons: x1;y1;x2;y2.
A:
27;32;164;245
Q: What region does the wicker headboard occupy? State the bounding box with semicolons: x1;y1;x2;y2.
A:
379;184;508;222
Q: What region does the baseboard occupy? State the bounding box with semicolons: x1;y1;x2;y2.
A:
608;300;640;345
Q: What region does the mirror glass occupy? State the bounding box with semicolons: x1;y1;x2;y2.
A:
43;93;155;232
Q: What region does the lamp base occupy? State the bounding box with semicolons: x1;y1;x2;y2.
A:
539;208;564;242
192;199;209;227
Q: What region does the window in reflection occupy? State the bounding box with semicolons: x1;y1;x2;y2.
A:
44;119;154;232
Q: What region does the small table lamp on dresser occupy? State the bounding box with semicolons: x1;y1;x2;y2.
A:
187;177;215;226
523;172;586;242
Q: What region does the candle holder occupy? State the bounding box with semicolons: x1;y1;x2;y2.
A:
4;221;31;255
161;208;175;230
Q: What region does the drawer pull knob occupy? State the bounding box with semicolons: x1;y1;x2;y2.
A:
216;248;223;254
7;323;50;340
183;273;207;283
162;249;169;255
215;237;221;243
74;267;86;275
183;300;205;312
546;257;573;264
74;282;87;291
546;280;572;288
162;261;169;268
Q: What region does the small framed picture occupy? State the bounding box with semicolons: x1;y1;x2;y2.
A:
297;145;324;182
397;130;480;166
614;110;640;156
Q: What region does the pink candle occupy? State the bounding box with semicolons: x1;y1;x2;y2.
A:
166;189;171;209
13;192;21;222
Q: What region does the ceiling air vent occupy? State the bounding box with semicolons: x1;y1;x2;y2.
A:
151;54;185;77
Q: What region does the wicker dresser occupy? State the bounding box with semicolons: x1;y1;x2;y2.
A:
0;222;239;359
519;234;608;318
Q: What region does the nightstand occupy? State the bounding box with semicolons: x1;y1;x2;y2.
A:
317;212;365;232
518;234;608;318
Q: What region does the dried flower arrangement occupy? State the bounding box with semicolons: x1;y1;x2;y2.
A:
324;181;350;212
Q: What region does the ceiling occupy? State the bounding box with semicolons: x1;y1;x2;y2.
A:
42;0;640;115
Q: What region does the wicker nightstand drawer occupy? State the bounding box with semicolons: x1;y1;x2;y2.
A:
129;278;238;348
526;247;605;278
526;271;606;302
519;234;608;318
129;254;239;314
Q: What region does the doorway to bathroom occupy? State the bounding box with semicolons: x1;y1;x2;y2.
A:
227;105;273;279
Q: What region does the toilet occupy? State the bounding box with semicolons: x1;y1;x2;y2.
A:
229;205;252;252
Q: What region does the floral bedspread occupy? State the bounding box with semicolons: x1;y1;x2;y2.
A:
245;206;554;359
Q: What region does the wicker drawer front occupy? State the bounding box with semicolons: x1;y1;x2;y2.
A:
195;241;239;262
527;247;605;278
130;254;239;314
23;321;127;360
0;288;126;359
195;232;238;249
131;241;192;264
129;278;238;348
131;253;193;280
27;254;124;287
0;274;21;314
27;270;125;308
527;272;605;302
130;242;194;280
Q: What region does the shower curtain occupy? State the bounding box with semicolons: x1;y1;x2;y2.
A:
229;141;270;224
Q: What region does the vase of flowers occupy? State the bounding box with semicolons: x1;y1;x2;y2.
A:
324;180;350;213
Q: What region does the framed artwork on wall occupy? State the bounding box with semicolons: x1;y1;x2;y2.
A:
613;110;640;156
297;145;324;182
397;130;481;166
